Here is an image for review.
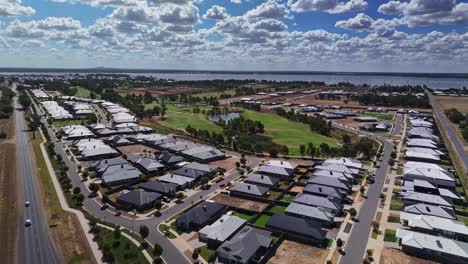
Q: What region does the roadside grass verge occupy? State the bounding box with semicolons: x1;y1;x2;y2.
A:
158;224;176;239
29;133;94;263
241;109;339;156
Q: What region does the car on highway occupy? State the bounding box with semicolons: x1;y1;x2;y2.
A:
25;219;32;227
25;201;30;207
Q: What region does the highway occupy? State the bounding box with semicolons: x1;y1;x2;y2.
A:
31;95;259;263
15;94;61;264
339;114;402;264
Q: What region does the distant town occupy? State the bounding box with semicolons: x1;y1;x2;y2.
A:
1;74;468;264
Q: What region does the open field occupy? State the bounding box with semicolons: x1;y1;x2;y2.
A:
361;112;395;120
211;194;269;212
71;86;101;99
30;133;95;264
269;240;328;264
436;96;468;113
191;89;236;99
117;86;203;97
241;109;339;156
380;248;437;264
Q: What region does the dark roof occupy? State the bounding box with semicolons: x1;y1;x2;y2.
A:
244;174;279;186
116;189;161;207
177;201;227;227
266;214;326;241
157;151;184;164
217;226;271;263
173;167;207;179
136;157;165;172
307;176;352;190
89;157;127;171
303;184;346;199
293;193;342;211
139;181;178;194
230;182;270;196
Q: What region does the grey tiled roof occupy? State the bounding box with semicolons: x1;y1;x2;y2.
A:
230;182;270;196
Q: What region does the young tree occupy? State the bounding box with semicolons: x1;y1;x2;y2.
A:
342;134;351;144
113;225;121;239
349;208;357;219
72;186;81;195
139;225;149;239
299;144;306;158
153;243;163;258
337;238;344;248
89;183;100;193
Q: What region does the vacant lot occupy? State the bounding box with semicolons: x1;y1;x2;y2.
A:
209;155;239;171
380;248;437;264
241;109;339;156
117;144;159;157
269;240;328;264
211;193;268;212
436;96;468;113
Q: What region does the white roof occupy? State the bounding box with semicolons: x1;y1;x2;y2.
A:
401;192;452;207
323;157;362;169
405;151;440;161
61;125;95;138
112;112;136;123
404;161;447;172
158;174;194;186
401;213;468;236
314;164;360;175
199;214;246;242
396;229;468;258
407;138;438;149
406;147;443;156
266;160;298;170
404;167;454;182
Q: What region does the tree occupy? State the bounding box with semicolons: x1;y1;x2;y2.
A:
343;134;351;144
153;243;163;257
73;186;81;195
113;225;121;239
235;161;240;169
268;147;278;158
139;224;149;239
89;183;100;193
307;143;315;159
192;248;200;260
349;208;357;219
160;103;167;119
337;238;344;248
299;144;306;157
388;158;395;167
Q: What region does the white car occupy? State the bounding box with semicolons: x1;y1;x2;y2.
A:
25;219;31;227
25;201;30;207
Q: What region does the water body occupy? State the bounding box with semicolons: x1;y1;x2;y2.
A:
208;113;240;123
1;70;467;89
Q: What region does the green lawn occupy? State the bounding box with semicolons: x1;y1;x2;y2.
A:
146;104;222;133
384;229;398;242
268;204;287;214
281;194;296;203
158;224;176;239
52;119;93;128
232;211;257;222
361;112;394;121
387;215;400;223
197;245;217;262
397;167;403;175
457;215;468;226
98;228;148;264
241;109;339;156
254;214;272;228
267;190;282;200
390;196;403;211
72;86;101;99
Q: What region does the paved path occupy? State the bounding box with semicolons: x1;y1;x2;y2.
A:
428;92;468;171
14;94;62;264
339;114;402;264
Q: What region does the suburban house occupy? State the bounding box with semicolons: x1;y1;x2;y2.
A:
404;168;456;188
134;157;165;175
229;182;270;198
404;203;456;220
199;214;246;248
175;201;227;231
406;138;438;149
313;164;360;176
139;181;178;197
158;173;195;189
107;135;132;146
405;151;440;162
157;151;185;166
181;145;225;162
400;213;468;242
313;170;354;181
101;169;141;187
307;176;352;192
285;203;335;227
404;161;447;172
116;189;162;211
293;193;343;215
256;160;298;179
396;229;468;264
265;214;326;246
89;157;128;175
303;184;347;200
323;157;363;169
244;174;279;187
401;192;453;207
217;226;272;264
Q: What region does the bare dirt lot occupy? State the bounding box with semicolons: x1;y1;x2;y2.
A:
290;186;304;193
380;248;437;264
117;144;159;157
211;193;268;212
269;240;328;264
209;155;239;171
436;96;468;113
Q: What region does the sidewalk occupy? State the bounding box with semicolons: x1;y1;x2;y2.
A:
39;130;104;264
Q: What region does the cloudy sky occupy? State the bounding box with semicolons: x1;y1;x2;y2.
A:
0;0;467;72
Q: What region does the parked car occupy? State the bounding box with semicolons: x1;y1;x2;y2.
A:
162;196;171;203
220;183;226;188
25;201;30;207
115;211;121;217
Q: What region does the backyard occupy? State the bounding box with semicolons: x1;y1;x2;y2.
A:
254;214;272;228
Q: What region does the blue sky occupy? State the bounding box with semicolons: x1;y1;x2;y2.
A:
0;0;467;72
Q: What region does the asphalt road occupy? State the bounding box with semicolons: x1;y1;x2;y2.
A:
428;92;468;171
15;95;61;264
32;96;259;264
339;114;402;264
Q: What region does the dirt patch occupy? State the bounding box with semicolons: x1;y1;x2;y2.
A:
209;155;239;171
290;186;304;193
0;142;18;264
117;144;159;157
269;240;328;264
436;96;468;113
211;193;268;212
380;248;437;264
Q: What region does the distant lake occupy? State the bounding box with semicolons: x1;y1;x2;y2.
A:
208;113;240;123
1;71;467;89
